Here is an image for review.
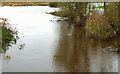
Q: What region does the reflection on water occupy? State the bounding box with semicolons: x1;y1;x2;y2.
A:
54;23;118;72
0;6;118;72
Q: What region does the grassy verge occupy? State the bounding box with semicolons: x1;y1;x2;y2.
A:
2;2;49;6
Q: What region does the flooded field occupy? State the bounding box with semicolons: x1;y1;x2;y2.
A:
0;6;118;72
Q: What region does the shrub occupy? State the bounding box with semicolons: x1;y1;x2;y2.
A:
85;11;116;39
0;18;18;53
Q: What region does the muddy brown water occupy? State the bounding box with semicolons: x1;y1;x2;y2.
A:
0;6;118;72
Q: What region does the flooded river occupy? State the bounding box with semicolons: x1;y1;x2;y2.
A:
0;6;118;72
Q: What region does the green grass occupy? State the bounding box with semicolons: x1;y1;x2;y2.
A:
95;6;104;9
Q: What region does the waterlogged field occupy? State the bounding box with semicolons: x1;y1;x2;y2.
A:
0;6;118;72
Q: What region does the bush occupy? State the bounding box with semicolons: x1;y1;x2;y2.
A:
85;11;116;39
0;18;18;53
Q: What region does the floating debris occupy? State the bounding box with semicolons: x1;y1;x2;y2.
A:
4;55;10;59
20;44;25;47
19;44;25;50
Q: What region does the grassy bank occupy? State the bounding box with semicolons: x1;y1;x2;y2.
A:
2;2;49;6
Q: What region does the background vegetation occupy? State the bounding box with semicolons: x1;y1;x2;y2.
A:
49;2;119;40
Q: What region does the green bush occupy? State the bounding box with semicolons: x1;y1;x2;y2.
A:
0;18;18;53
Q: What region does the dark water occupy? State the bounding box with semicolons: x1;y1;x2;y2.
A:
0;6;118;72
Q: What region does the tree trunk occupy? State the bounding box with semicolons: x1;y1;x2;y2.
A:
104;2;106;13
